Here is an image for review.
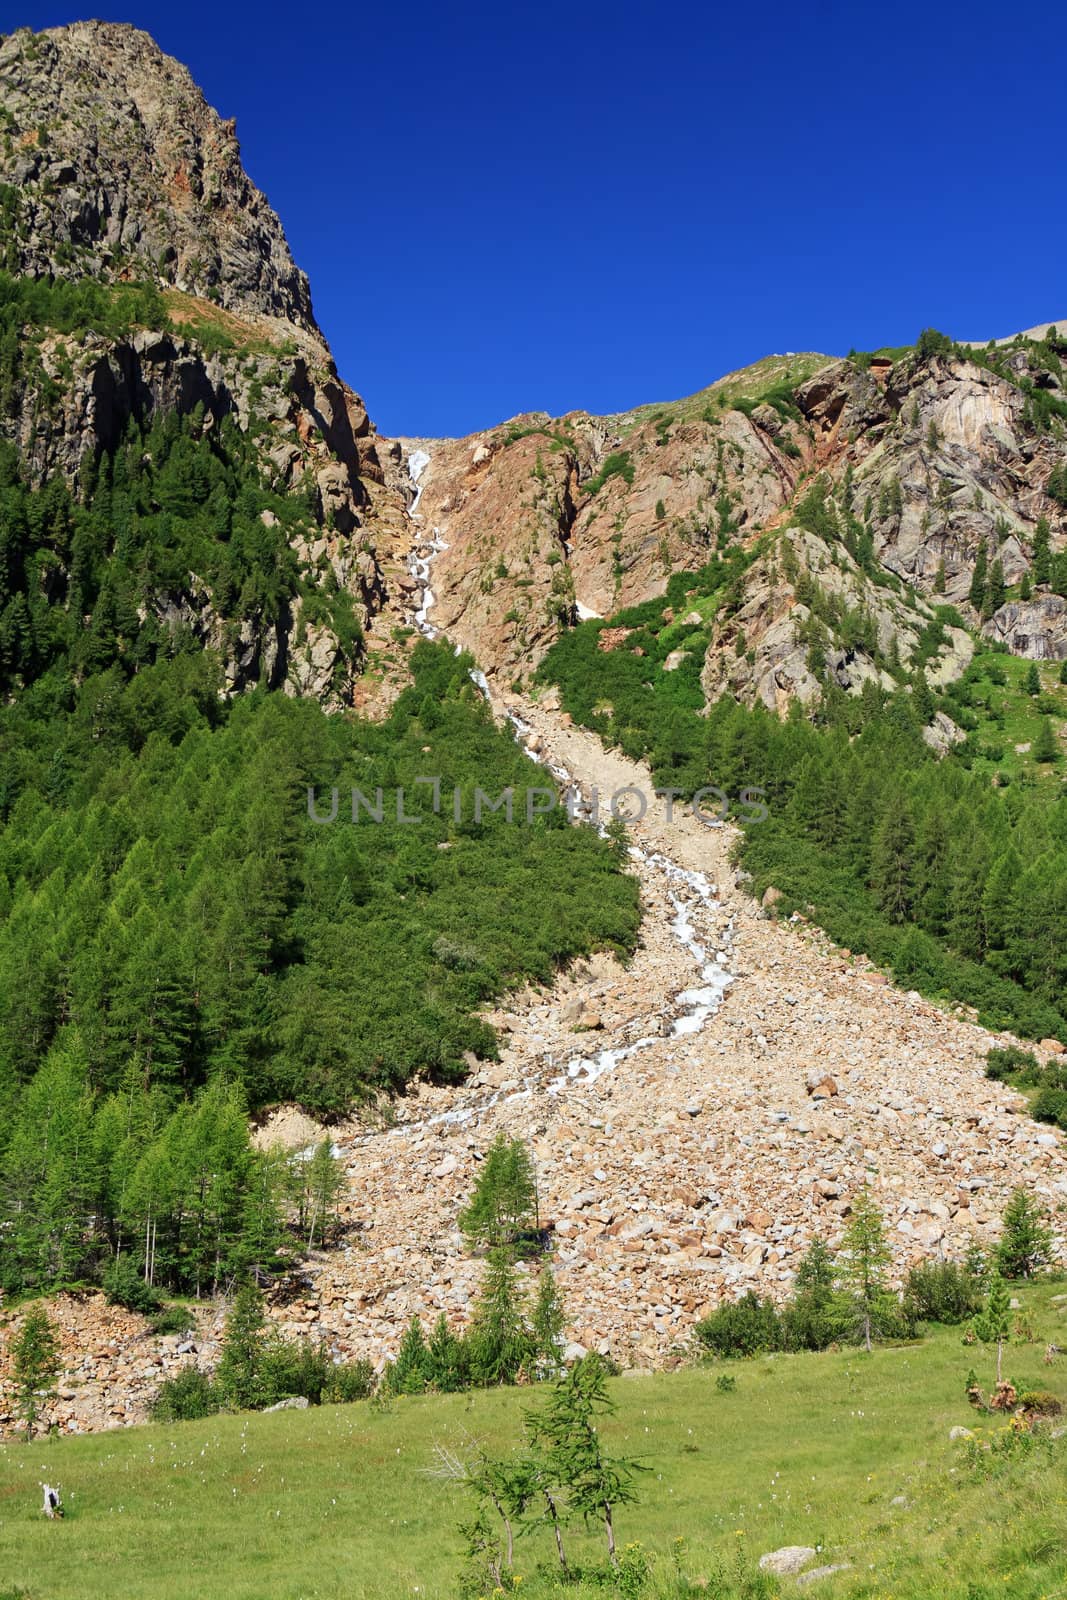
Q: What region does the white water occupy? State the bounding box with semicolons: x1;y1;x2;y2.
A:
382;451;736;1135
405;449;448;639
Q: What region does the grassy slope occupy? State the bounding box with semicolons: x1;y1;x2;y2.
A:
960;651;1067;787
3;1287;1067;1600
610;353;834;433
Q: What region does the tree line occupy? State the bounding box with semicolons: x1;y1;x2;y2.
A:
539;590;1067;1044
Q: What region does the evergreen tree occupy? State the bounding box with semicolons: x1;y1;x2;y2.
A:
969;542;988;611
303;1139;344;1250
11;1304;61;1440
1020;571;1032;600
467;1250;534;1385
387;1315;430;1395
996;1188;1054;1278
1024;662;1041;696
1033;716;1058;764
972;1267;1011;1385
524;1354;644;1568
216;1282;269;1410
1;1034;96;1291
934;558;946;595
912;670;935;725
531;1265;567;1379
870;798;917;924
985;558;1006;618
425;1313;466;1392
458;1134;539;1254
783;1235;844;1350
840;1188;891;1352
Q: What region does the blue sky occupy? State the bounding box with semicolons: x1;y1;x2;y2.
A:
8;1;1066;436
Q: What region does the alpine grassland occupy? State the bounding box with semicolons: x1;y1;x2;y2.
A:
3;1282;1066;1600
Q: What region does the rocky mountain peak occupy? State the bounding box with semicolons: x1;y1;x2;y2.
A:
0;21;319;335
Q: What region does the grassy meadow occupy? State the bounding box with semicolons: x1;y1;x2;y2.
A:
2;1285;1067;1600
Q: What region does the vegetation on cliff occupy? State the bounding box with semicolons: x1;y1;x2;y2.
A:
539;587;1067;1044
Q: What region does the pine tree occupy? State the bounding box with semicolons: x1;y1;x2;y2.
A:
1033;716;1058;764
388;1315;430;1394
216;1283;269;1410
841;1188;891;1352
972;1267;1011;1385
969;542;988;611
1020;571;1032;600
1025;662;1041;696
531;1265;567;1379
458;1134;538;1254
985;559;1006;618
870;798;917;923
303;1138;344;1250
12;1304;61;1440
934;558;946;594
996;1188;1054;1278
784;1235;843;1350
524;1354;645;1568
425;1313;466;1392
2;1034;97;1290
467;1250;534;1385
912;670;935;725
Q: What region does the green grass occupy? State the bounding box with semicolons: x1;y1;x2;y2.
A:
947;651;1067;786
3;1287;1067;1599
609;353;835;434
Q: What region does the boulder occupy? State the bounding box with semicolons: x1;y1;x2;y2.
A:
758;1547;816;1576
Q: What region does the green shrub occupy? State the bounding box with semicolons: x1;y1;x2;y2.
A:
151;1365;221;1421
102;1256;162;1316
149;1305;196;1337
694;1294;782;1359
1017;1389;1063;1416
260;1339;334;1406
583;451;634;498
903;1260;982;1324
323;1359;376;1403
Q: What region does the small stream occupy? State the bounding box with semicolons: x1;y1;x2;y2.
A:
379;450;737;1137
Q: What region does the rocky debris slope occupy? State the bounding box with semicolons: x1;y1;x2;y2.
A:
0;1292;224;1439
3;685;1064;1434
0;22;316;332
278;696;1067;1374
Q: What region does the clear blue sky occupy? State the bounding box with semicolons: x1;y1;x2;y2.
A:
8;1;1066;437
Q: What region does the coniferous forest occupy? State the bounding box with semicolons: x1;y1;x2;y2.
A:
0;385;639;1301
539;581;1067;1045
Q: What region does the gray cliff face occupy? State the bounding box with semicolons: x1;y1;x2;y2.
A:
0;21;317;333
0;22;414;712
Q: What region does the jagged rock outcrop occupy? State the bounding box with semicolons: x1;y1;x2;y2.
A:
983;593;1067;660
700;526;972;715
405;389;803;681
411;340;1067;707
0;22;317;331
795;351;1067;617
0;22;412;709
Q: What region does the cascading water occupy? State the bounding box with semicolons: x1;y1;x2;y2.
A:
405;449;448;640
388;449;736;1135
